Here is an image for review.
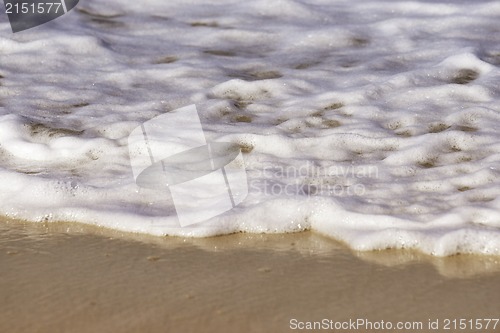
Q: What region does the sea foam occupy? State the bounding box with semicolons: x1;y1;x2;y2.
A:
1;0;500;255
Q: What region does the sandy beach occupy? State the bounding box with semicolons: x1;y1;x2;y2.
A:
2;0;500;332
1;218;500;333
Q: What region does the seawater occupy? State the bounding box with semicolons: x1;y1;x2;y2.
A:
1;0;500;255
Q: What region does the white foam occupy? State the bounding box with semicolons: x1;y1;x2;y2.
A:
1;0;500;255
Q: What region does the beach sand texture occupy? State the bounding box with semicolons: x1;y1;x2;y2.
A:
2;0;500;331
1;220;500;333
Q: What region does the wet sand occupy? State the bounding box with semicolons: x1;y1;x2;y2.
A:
1;218;500;333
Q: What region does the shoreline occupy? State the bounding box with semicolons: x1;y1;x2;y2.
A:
1;219;500;332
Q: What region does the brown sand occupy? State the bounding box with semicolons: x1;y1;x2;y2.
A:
1;218;500;333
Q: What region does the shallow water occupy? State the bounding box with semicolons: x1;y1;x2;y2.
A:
0;0;500;255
